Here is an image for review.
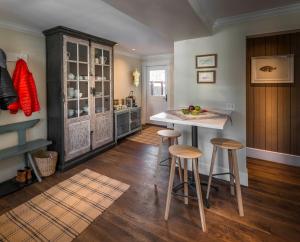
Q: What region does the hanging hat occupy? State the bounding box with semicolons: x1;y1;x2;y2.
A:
0;49;7;68
0;49;17;110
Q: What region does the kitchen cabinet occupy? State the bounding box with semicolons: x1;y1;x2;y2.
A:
44;26;115;170
115;107;142;141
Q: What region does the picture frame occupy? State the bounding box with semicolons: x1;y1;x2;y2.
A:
251;55;294;84
195;54;217;69
197;70;216;84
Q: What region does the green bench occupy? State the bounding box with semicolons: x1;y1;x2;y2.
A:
0;119;52;183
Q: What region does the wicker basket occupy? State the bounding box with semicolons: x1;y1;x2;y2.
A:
34;151;58;177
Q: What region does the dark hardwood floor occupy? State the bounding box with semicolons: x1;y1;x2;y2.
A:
0;139;299;242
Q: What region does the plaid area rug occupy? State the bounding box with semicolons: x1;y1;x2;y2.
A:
0;169;130;242
127;126;164;146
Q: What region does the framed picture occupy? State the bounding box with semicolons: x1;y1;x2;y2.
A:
197;70;216;84
251;55;294;84
195;54;217;68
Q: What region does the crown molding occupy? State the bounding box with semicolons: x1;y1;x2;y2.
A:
213;3;300;30
187;0;213;33
0;20;43;37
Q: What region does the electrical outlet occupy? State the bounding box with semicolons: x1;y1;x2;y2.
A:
226;103;235;111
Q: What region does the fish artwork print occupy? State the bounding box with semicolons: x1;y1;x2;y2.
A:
260;66;277;72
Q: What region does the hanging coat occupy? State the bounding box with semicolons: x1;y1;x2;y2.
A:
8;59;40;116
0;49;17;110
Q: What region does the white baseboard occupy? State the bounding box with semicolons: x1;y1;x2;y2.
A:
247;147;300;167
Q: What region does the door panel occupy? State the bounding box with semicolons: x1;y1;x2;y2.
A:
146;66;168;124
65;120;91;161
90;42;114;149
93;112;113;148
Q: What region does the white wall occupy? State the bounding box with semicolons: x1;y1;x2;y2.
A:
0;28;143;183
174;11;300;186
0;27;46;182
114;52;142;106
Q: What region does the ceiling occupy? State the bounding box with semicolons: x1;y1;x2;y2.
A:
0;0;299;56
101;0;210;41
196;0;300;20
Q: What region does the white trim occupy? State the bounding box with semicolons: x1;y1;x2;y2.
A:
142;53;173;62
247;147;300;167
213;3;300;29
187;0;213;32
0;20;42;37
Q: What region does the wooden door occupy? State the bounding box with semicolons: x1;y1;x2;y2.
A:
90;43;113;148
63;36;91;161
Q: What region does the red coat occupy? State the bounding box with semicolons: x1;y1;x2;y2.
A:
8;59;40;116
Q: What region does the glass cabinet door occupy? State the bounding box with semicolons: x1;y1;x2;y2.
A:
64;36;91;162
94;47;103;114
91;43;113;149
66;40;89;119
92;46;111;115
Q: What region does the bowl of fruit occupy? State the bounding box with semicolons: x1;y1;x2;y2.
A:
181;108;190;115
181;105;203;115
181;105;206;116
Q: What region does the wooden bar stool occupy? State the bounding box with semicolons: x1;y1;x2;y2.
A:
165;145;207;232
206;138;244;216
154;130;183;188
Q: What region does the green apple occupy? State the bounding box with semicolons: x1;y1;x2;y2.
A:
195;105;201;111
191;110;200;115
181;109;190;115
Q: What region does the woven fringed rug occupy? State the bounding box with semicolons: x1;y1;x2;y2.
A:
127;126;164;146
0;169;130;242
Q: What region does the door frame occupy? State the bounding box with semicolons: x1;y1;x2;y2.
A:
145;65;168;124
141;54;173;124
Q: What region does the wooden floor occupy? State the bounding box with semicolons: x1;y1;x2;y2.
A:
0;139;300;242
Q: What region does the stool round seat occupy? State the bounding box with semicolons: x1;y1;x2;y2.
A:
169;145;202;159
211;138;244;150
157;129;181;138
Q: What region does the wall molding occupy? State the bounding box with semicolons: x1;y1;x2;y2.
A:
247;147;300;167
0;20;43;37
213;3;300;30
187;0;213;33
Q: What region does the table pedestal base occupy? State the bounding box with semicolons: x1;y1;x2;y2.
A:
172;125;219;206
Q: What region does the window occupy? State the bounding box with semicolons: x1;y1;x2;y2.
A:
149;70;166;96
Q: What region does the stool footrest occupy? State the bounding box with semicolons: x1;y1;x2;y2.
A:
159;158;181;168
172;182;198;200
159;157;171;167
212;172;235;179
172;181;218;199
